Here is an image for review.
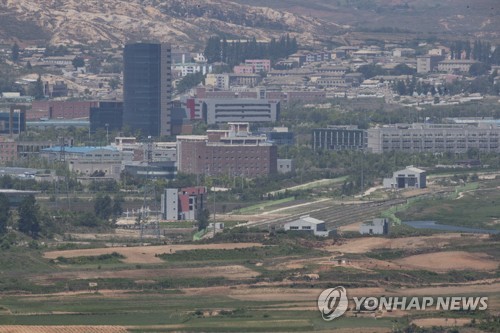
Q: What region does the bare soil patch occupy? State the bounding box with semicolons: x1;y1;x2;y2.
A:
326;234;487;254
44;243;262;264
394;251;498;272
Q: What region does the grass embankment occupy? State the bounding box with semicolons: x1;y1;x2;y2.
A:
397;184;500;230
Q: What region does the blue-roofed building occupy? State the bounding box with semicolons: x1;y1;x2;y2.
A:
40;146;131;180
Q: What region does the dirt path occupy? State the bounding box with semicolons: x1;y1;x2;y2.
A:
44;242;262;264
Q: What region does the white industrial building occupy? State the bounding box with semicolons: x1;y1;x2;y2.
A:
383;166;426;189
161;188;178;220
284;215;330;237
360;218;390;235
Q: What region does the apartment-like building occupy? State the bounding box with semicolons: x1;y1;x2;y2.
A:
40;146;126;179
201;98;280;125
367;123;500;154
244;59;271;73
161;186;206;220
313;126;366;151
416;55;444;74
0;137;18;163
437;60;478;74
177;123;277;177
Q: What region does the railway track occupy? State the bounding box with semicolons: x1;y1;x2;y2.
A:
247;187;457;230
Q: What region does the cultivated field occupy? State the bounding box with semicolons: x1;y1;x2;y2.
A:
2;179;500;332
44;242;263;264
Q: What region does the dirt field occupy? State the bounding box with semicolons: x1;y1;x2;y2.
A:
0;326;128;333
338;222;362;232
411;318;472;327
394;251;498;272
44;242;262;264
326;234;487;254
32;265;259;282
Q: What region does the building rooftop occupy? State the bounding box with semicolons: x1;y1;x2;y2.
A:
296;215;324;225
399;165;426;174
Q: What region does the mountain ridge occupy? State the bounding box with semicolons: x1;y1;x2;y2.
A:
0;0;342;48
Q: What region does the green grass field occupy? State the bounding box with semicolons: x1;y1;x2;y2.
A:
396;180;500;230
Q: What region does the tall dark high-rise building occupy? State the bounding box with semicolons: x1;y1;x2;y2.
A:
123;43;172;137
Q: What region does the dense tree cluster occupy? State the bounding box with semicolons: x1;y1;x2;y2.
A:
450;40;500;65
94;193;123;221
392;70;500;96
18;195;41;238
0;193;9;235
204;35;298;66
176;72;205;93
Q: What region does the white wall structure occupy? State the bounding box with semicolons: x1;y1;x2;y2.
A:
161;188;178;220
360;218;390;235
284;215;330;237
383;166;426;189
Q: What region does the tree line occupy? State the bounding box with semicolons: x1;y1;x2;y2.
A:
449;40;500;64
392;70;500;96
203;35;298;67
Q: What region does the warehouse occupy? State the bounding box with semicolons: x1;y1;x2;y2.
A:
284;215;330;237
383;165;426;189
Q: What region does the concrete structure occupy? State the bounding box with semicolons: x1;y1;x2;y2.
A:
383;166;426;189
393;48;415;57
257;127;294;145
244;59;271;73
277;159;293;174
17;141;57;160
202;98;279;125
367;123;500;154
417;55;444;73
30;101;98;120
228;73;261;87
40;146;125;180
284;215;330;237
161;186;206;220
437;60;478;73
360;218;389;235
172;62;212;77
123;43;172;137
233;65;255;74
0;106;26;135
205;74;230;90
313;126;366;151
123;161;176;180
0;137;18;162
161;188;178;220
177;123;277;177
